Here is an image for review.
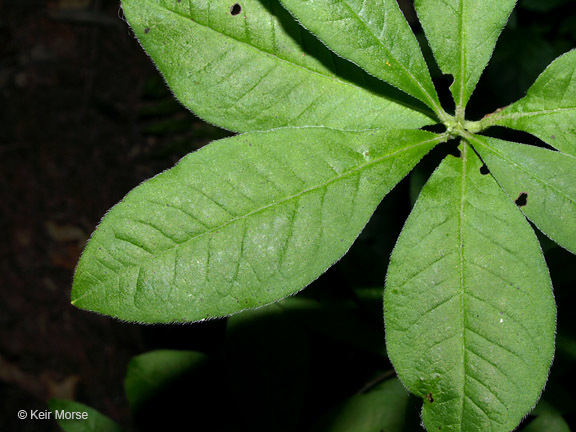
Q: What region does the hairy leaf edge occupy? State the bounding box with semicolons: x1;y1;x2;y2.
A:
71;127;447;323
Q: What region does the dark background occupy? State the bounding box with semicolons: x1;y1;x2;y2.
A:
1;0;575;430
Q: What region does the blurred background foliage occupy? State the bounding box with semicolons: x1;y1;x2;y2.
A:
0;0;575;430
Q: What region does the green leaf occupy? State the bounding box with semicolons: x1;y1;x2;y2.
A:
49;399;122;432
71;127;442;323
278;0;444;117
471;135;576;254
311;378;409;432
384;145;556;431
121;0;434;133
480;50;576;156
124;350;208;411
225;304;308;431
522;414;571;432
415;0;517;113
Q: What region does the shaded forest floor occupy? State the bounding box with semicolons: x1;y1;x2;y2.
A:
0;1;227;430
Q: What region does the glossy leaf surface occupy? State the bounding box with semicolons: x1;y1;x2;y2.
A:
472;135;576;254
121;0;433;133
72;128;441;323
415;0;516;111
522;414;571;432
385;146;556;431
124;350;208;411
49;399;122;432
312;378;409;432
482;49;576;156
278;0;443;115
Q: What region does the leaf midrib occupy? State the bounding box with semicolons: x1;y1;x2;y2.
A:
491;106;576;122
140;0;405;104
456;0;466;112
458;143;469;431
76;134;444;301
468;134;576;207
336;0;442;114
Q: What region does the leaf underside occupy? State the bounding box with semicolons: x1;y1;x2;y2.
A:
121;0;434;133
486;49;576;156
72;127;441;323
384;146;556;431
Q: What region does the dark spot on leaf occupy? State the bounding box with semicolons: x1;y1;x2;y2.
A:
230;3;242;15
515;192;528;207
144;27;150;34
551;135;556;139
426;392;434;403
480;164;490;175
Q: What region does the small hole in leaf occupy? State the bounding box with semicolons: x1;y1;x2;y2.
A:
426;393;434;403
144;27;150;34
230;3;242;15
515;192;528;207
480;164;489;175
447;147;461;158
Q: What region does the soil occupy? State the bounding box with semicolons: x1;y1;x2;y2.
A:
0;1;224;430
